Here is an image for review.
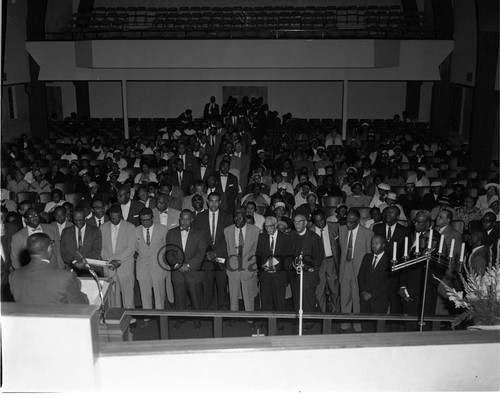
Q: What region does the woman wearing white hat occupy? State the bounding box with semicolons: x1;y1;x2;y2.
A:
475;183;499;213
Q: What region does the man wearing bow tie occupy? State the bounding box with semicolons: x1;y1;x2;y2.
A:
152;194;181;231
10;208;65;270
60;207;102;273
166;209;207;315
196;153;214;182
215;160;241;216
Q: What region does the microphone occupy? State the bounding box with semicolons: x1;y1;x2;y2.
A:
76;249;106;325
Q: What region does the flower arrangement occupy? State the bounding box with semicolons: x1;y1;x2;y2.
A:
436;260;500;329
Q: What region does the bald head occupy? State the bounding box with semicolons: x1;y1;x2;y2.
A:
27;233;52;258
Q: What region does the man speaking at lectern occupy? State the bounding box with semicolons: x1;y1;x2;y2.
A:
9;233;89;305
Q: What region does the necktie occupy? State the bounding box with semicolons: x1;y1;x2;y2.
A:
387;226;392;242
238;228;244;257
270;236;274;254
178;172;182;184
372;255;378;269
146;228;150;246
346;231;353;262
211;212;216;244
112;225;117;253
78;228;82;249
211;136;215;145
98;219;102;228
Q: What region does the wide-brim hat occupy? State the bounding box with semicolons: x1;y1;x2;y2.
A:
274;202;286;208
377;183;390;191
346;167;357;174
484;183;500;192
352;181;364;190
386;192;397;201
431;181;442;187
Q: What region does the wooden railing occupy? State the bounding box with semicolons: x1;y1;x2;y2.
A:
107;309;456;340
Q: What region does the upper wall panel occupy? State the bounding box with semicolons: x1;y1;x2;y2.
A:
26;39;453;81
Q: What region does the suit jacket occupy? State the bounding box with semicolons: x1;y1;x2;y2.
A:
101;220;137;278
152;207;181;230
193;209;233;259
230;152;251;189
256;230;293;273
468;245;490;275
165;226;207;283
135;223;168;268
86;215;109;229
123;200;145;226
373;222;411;261
50;221;74;241
168;169;195;196
310;222;341;274
196;164;215;182
9;259;89;304
205;133;223;167
422;193;441;210
339;225;374;281
224;223;260;281
215;172;240;215
11;224;65;270
81;192;104;204
170;154;199;176
203;102;220;120
358;252;391;307
439;224;463;261
60;224;102;266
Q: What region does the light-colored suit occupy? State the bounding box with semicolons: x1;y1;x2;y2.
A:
135;223;171;309
50;221;73;241
339;224;373;331
224;223;260;311
152;207;181;230
10;225;65;270
101;220;137;308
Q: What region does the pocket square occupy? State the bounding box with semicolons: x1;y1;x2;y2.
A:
229;184;234;187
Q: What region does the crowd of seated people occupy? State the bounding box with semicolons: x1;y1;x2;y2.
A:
1;95;498;332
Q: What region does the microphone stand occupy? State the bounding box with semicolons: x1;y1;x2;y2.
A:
77;250;106;325
294;252;304;336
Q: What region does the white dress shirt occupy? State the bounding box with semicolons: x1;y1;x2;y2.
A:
142;224;154;243
315;226;332;257
234;224;247;248
209;210;219;241
28;225;43;236
372;251;384;269
121;200;132;221
220;174;228;192
159;209;169;226
111;223;120;253
181;228;189;251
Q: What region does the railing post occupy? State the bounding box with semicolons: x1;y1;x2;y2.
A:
322;319;332;335
213;316;223;338
376;319;386;333
159;316;169;340
268;317;277;336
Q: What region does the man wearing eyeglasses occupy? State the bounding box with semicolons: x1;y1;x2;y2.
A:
256;216;293;312
86;199;109;229
10;208;64;270
135;208;169;310
9;233;89;305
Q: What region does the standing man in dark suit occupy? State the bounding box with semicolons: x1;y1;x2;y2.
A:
358;235;392;332
117;185;144;227
9;233;89;305
60;207;102;271
166;210;207;321
372;206;411;316
482;212;498;264
215;160;241;215
193;191;233;310
256;216;293;312
205;125;223;168
290;213;323;316
170;142;199;177
311;210;341;313
196;153;215;183
1;206;15;301
338;209;374;332
231;141;251;193
86;199;108;229
50;205;73;241
422;181;442;210
169;158;195;196
203;96;220;121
